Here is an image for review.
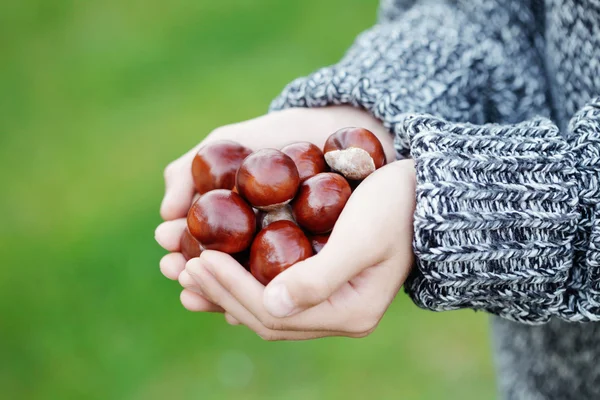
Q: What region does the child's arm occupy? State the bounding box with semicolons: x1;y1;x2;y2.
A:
174;1;600;332
184;100;599;339
182;158;417;339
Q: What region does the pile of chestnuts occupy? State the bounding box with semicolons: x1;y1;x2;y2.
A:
181;127;386;285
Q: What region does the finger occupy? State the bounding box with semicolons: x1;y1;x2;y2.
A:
260;215;380;317
178;269;205;296
159;253;187;280
180;289;224;313
224;313;241;325
155;219;187;251
188;258;354;340
191;252;364;333
161;154;197;221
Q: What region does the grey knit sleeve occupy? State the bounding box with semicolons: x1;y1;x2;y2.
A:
404;98;600;324
269;1;547;158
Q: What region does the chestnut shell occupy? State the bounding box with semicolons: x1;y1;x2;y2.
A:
236;148;300;210
192;140;252;194
250;220;313;285
291;173;351;234
281;142;327;182
187;189;256;254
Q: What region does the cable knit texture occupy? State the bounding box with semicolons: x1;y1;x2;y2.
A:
270;0;600;398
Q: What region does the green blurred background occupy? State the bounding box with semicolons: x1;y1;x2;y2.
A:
0;1;496;399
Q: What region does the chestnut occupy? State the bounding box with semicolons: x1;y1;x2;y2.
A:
192;140;252;194
250;220;313;285
180;228;204;261
187;189;256;254
258;204;296;229
323;127;386;180
291;173;351;234
236;148;300;210
281;142;327;182
310;234;330;254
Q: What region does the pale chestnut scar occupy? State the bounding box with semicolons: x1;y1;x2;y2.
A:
324;148;376;180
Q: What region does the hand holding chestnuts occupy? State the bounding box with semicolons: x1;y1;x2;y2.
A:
183;126;385;284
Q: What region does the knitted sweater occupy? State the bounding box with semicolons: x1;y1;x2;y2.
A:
271;0;600;398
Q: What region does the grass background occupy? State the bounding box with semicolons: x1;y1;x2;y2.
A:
0;1;496;398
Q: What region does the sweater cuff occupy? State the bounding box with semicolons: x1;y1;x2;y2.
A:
402;114;579;324
561;98;600;321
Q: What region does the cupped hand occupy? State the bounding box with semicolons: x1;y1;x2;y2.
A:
155;106;395;306
180;159;416;340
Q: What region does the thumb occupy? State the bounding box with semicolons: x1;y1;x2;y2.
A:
262;231;377;318
262;160;415;318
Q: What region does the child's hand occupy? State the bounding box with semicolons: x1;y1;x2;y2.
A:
155;106;395;305
179;159;416;339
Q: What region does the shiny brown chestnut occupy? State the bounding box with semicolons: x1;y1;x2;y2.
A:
192;140;252;194
281;142;327;182
236;149;300;210
291;172;351;234
310;234;330;254
258;204;296;230
323;127;386;180
187;189;256;254
250;220;313;285
180;228;204;261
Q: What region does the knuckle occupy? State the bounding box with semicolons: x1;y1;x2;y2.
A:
163;161;178;180
207;126;230;140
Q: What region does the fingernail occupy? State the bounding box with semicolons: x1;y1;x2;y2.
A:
198;250;221;272
264;283;295;317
